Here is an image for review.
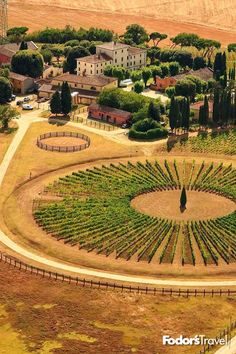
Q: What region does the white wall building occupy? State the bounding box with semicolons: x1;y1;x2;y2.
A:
76;42;147;76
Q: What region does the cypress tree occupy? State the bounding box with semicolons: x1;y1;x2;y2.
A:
213;88;220;125
50;90;62;116
203;95;209;126
61;81;72;116
181;97;190;131
19;41;28;50
180;187;187;209
148;101;161;122
169;96;176;131
198;105;205;127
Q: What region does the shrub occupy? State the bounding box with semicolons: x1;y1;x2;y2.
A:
129;118;168;140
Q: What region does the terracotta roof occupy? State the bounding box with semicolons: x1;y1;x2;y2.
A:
0;41;38;58
77;53;112;64
9;71;33;82
173;68;214;81
96;42;129;51
190;100;213;113
89;103;131;117
38;83;100;99
38;84;55;93
53;74;117;87
128;47;147;55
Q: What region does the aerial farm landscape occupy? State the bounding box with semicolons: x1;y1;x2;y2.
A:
0;0;236;353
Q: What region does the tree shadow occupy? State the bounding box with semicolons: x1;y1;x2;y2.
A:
167;132;189;152
48;115;70;126
180;205;186;213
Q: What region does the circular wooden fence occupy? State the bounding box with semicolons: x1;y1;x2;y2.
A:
36;131;90;153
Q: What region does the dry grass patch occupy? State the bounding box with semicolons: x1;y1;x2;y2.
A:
0;262;235;354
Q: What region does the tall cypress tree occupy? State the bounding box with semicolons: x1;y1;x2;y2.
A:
180;187;187;209
213;88;220;125
169;96;176;131
204;95;209;125
181;98;190;131
61;81;72;116
50;90;62;116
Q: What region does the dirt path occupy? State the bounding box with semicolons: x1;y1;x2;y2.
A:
214;336;236;354
1;113;236;286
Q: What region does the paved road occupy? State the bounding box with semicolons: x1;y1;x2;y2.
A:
1;112;236;286
214;335;236;354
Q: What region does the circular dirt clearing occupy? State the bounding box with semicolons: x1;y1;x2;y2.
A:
37;131;90;152
131;190;236;221
43;136;86;147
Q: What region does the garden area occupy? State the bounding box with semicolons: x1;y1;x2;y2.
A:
34;160;236;267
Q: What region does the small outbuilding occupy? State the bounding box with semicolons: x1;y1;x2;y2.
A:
9;72;35;94
88;103;131;126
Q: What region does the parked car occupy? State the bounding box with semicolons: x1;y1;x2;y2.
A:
22;104;33;110
9;94;16;101
16;100;23;106
120;79;133;87
23;96;30;102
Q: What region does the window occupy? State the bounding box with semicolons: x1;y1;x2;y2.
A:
121;57;123;61
115;59;117;63
91;70;92;74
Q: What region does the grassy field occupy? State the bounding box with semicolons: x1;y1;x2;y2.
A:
0;122;18;164
0;261;236;354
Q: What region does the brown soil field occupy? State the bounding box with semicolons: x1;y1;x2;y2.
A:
9;2;236;47
0;261;236;354
131;190;236;221
41;136;87;147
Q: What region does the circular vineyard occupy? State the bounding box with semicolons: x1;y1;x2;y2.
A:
34;160;236;266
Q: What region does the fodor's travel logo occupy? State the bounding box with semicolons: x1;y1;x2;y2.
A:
163;334;229;346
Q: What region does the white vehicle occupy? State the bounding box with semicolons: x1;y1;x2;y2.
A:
22;104;33;110
23;96;31;102
120;79;133;87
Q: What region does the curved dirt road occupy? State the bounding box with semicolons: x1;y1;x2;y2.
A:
1;113;236;287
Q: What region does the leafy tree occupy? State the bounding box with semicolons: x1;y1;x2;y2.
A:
168;62;180;76
7;26;28;44
165;86;175;98
50;91;62;116
130;70;142;83
142;68;152;87
61;82;72;115
149;66;162;81
193;56;206;70
103;65;113;77
63;46;90;74
159;63;170;78
175;79;196;100
159;49;193;68
112;67;126;85
0;77;12;103
147;47;160;65
180;187;187;208
123;24;148;45
148;101;161;122
149;32;167;46
0;105;19;131
50;46;64;63
0;67;10;79
65;39;80;47
228;43;236;52
11;50;44;78
133;81;144;94
40;49;53;64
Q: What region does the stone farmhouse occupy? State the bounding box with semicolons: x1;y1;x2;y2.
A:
77;42;147;76
38;73;118;105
